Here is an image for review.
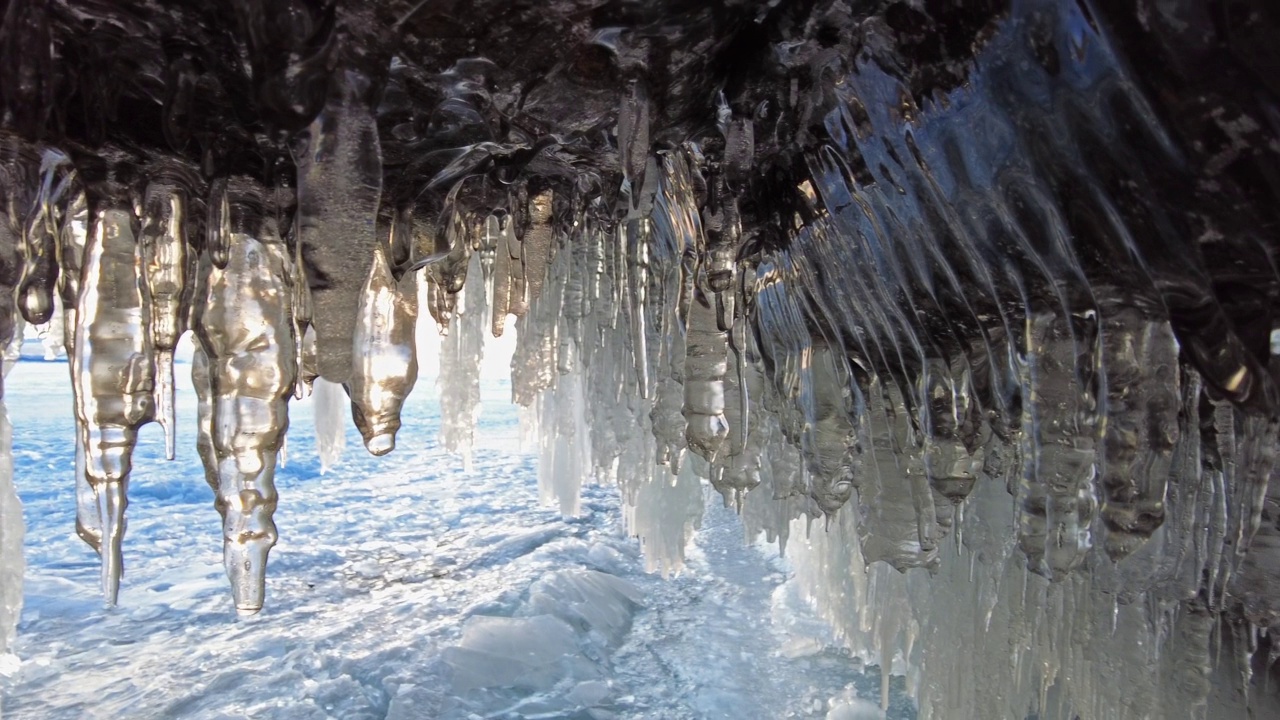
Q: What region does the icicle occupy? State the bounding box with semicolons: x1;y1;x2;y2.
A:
439;252;487;469
522;188;553;303
490;213;514;336
625;218;652;398
800;342;859;515
0;354;21;669
1017;311;1100;580
17;149;67;326
922;356;987;505
139;161;197;461
293;68;383;384
683;285;729;461
349;246;419;456
55;179;99;552
72;199;155;605
623;456;704;578
313;378;347;474
194;190;296;614
1098;303;1181;559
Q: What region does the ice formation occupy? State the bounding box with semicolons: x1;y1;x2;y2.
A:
1;0;1280;717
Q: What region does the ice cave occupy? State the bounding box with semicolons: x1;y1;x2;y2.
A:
1;0;1280;718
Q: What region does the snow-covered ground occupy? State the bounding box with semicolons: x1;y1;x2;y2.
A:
1;334;909;720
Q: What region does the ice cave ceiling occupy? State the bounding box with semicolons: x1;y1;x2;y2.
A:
2;0;1280;717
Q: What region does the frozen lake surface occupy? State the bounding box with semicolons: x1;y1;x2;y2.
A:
1;338;910;720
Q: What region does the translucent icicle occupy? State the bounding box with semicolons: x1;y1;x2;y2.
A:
801;342;859;514
625;218;652;398
349;246;419;456
1017;311;1100;580
313;378;347;474
1098;305;1180;559
55;180;98;552
17;150;67;325
139;162;196;461
72;203;155;604
195;216;296;615
922;356;987;504
439;252;487;469
683;286;729;461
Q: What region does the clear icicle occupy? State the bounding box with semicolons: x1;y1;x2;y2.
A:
682;286;729;461
293;68;383;383
72;200;155;605
194;208;296;615
313;378;347;474
17;149;67;326
1098;304;1181;559
1017;311;1100;580
139;162;196;461
349;246;419;456
54;180;99;552
439;252;487;469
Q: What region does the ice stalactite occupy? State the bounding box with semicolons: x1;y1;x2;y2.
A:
348;245;419;456
533;242;593;516
16;149;65;327
294;68;383;384
138;160;197;461
312;378;347;474
0;262;20;683
71;173;155;605
193;179;296;614
438;247;486;470
53;175;98;554
1017;311;1100;580
622;455;705;579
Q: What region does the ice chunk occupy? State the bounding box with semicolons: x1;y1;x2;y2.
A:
445;615;592;692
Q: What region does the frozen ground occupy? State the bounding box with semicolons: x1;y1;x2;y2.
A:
1;335;910;720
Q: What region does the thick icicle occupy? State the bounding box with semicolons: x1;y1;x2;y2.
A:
1098;304;1181;559
194;188;296;614
72;193;155;604
349;246;419;456
139;161;197;461
1017;312;1100;580
682;286;729;461
294;68;383;383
